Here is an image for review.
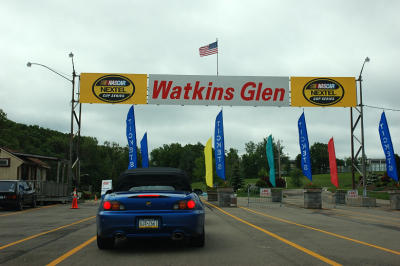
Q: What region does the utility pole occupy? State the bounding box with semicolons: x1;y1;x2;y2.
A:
27;53;81;193
69;52;82;192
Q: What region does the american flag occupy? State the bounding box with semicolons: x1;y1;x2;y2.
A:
199;41;218;57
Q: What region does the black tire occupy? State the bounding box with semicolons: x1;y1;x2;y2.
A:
97;234;114;250
189;228;205;247
16;199;23;211
31;197;37;208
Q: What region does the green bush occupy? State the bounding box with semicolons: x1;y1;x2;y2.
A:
275;178;286;188
304;182;322;189
255;179;267;188
81;191;92;200
215;179;231;188
289;169;303;187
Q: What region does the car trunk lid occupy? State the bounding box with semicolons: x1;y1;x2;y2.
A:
109;192;189;211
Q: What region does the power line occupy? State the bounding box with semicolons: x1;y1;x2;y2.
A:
364;104;400;112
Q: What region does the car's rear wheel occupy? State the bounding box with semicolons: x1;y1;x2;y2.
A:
189;228;205;247
97;234;114;249
31;197;37;208
16;199;23;211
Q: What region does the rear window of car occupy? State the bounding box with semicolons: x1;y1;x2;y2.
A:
128;186;175;192
116;173;191;192
0;181;16;192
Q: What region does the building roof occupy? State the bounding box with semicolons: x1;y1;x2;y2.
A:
1;147;53;169
26;157;50;169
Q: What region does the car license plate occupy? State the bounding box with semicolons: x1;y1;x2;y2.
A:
138;218;159;229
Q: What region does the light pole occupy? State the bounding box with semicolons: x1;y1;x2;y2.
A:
27;53;80;193
358;57;370;197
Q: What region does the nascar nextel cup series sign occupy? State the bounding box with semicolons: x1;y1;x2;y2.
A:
79;73;356;107
148;75;290;106
80;73;147;104
291;77;357;107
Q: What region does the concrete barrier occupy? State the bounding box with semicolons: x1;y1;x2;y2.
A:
271;189;283;202
207;190;218;201
389;191;400;210
217;187;235;207
346;196;376;207
304;189;322;209
207;188;237;207
334;189;347;204
322;191;335;205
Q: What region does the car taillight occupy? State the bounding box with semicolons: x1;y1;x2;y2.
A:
129;194;167;198
103;201;125;211
7;195;17;200
179;201;186;209
187;200;196;209
103;201;111;210
173;200;196;210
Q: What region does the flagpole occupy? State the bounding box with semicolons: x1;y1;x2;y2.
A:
216;38;219;76
278;140;281;180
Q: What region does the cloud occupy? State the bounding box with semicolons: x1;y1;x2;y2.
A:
1;0;399;161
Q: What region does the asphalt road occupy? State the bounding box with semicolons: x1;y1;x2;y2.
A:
0;200;399;266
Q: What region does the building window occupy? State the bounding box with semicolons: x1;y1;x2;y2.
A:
0;158;10;167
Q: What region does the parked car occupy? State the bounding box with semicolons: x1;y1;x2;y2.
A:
0;180;36;210
96;167;205;249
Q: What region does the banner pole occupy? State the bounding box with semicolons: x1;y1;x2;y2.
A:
278;140;281;180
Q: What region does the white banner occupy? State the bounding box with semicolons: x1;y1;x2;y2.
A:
346;189;358;198
260;188;272;197
148;75;289;106
101;180;112;196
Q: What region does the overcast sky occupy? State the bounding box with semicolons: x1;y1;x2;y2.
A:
1;0;399;160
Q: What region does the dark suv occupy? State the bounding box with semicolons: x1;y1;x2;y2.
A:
0;180;36;210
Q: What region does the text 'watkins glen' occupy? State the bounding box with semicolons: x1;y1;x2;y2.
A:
148;75;290;107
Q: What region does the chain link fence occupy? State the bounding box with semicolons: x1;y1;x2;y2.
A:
236;185;284;208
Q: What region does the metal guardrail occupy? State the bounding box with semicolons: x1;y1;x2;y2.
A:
246;186;285;207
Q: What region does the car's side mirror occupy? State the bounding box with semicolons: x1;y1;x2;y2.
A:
193;189;203;195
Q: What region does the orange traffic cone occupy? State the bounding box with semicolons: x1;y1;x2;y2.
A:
71;188;79;209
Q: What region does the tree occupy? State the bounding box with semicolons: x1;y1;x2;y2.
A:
179;143;204;180
336;158;345;167
192;156;205;182
289;168;303;187
150;143;183;168
149;142;205;182
310;142;329;174
295;154;302;170
241;137;286;179
395;154;400;181
230;163;243;191
0;109;7;122
241;153;258;179
225;148;240;182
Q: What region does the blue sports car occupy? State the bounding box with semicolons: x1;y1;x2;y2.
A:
96;167;205;249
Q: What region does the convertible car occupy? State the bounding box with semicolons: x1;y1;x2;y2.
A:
96;167;205;249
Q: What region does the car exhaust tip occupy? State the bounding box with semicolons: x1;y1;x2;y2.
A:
115;233;126;241
171;232;184;241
